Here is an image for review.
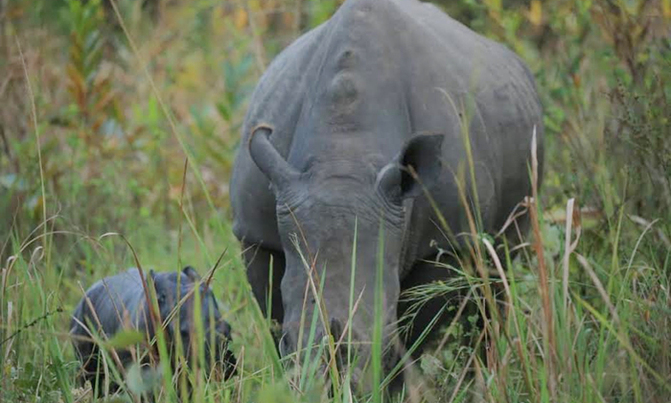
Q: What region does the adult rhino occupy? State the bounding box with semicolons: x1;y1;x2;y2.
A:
230;0;543;388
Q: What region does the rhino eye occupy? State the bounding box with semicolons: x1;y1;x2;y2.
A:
157;293;166;304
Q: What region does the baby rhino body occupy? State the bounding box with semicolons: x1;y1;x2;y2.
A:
70;266;235;394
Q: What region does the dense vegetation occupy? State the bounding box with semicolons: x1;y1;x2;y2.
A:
1;0;669;402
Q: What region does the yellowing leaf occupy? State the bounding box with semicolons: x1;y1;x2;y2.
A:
529;0;542;27
212;6;229;36
663;0;671;18
234;8;248;30
484;0;502;21
485;0;501;14
573;73;581;88
175;53;205;91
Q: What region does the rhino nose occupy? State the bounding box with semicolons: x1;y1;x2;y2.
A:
328;318;368;373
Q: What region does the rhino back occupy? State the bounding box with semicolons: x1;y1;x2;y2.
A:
231;0;543;247
71;268;149;338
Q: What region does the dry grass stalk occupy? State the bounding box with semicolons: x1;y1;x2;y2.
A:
528;126;557;399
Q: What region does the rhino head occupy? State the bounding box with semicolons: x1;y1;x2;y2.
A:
149;267;235;374
248;125;443;387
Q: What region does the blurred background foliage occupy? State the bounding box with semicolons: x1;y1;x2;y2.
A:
0;0;670;400
1;0;669;254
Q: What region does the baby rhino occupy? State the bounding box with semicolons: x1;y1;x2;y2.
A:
70;266;236;395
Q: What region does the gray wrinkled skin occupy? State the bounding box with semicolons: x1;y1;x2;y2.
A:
70;267;235;394
230;0;543;389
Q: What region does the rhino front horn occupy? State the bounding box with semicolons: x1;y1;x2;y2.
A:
248;124;300;190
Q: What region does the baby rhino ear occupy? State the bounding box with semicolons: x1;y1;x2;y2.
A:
149;269;158;285
148;269;165;302
182;266;201;282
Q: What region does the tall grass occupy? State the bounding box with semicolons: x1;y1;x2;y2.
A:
1;0;669;402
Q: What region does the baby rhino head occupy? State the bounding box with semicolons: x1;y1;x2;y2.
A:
149;266;235;376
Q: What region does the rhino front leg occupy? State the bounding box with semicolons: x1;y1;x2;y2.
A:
242;243;286;328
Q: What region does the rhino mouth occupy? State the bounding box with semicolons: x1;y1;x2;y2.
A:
276;311;405;395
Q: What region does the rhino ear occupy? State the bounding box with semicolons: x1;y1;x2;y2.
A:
248;124;300;190
376;134;444;201
149;270;165;302
182;266;200;282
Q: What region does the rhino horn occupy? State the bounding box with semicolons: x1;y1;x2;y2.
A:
248;124;299;190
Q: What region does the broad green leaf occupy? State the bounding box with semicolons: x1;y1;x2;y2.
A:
104;330;145;349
